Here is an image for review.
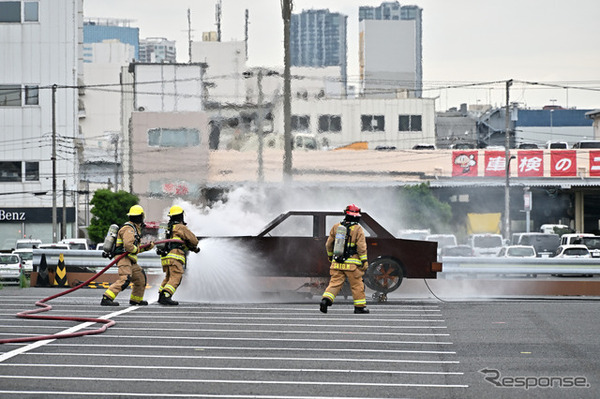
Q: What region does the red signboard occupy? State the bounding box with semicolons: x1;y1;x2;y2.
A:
517;150;543;177
484;151;507;177
550;151;577;177
452;151;478;177
590;151;600;177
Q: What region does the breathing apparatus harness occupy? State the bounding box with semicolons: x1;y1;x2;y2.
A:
103;222;141;259
332;220;359;263
156;220;186;257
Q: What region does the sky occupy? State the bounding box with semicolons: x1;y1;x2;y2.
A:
84;0;600;110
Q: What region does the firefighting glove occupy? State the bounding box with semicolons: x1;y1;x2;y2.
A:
359;262;368;272
144;241;155;251
328;256;333;262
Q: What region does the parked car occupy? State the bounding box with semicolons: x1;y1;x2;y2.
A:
468;234;504;257
15;239;42;249
0;253;22;281
497;245;536;258
426;234;458;259
517;233;560;257
517;143;538;149
545;141;568;149
572;140;600;149
560;233;595;246
397;229;430;240
580;236;600;258
553;245;591;258
440;245;474;258
59;238;89;250
12;248;33;276
539;224;572;234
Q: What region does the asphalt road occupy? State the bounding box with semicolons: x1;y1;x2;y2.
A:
0;285;599;399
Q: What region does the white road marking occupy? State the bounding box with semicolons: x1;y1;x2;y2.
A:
0;306;143;363
0;390;464;398
3;362;463;374
83;334;454;344
22;352;459;364
35;343;458;354
0;375;469;388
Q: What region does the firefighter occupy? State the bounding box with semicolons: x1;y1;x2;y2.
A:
157;205;200;306
320;204;370;314
101;205;154;306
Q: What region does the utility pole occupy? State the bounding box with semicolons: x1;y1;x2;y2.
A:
504;79;513;240
187;8;192;63
52;84;57;243
62;179;66;240
215;0;222;42
282;0;293;181
256;70;265;182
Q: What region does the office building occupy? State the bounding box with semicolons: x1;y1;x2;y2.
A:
290;9;347;95
139;37;176;63
359;2;422;98
83;18;139;61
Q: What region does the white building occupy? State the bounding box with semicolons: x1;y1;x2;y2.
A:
79;39;135;209
191;39;247;105
139;37;176;63
359;19;418;98
120;63;207;205
0;0;82;247
274;97;436;150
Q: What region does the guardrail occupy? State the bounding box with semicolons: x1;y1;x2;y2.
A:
441;256;600;275
32;249;162;273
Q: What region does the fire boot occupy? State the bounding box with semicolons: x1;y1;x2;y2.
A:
101;295;119;306
354;306;370;314
319;298;332;313
158;291;179;306
130;300;148;306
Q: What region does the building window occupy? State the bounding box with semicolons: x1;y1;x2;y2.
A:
318;115;341;133
361;115;385;132
24;85;38;105
147;128;200;147
23;1;38;22
399;115;422;132
0;2;20;22
0;1;38;23
291;115;310;131
0;85;22;106
25;162;39;181
0;162;22;182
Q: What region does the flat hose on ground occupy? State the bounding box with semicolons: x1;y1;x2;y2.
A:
0;240;183;345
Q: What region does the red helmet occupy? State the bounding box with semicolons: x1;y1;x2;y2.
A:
344;204;361;217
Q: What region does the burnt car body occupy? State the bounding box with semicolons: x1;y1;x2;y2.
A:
199;211;441;297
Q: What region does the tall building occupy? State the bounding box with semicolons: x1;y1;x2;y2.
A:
290;9;347;96
359;2;422;98
0;0;82;246
139;37;176;63
83;18;139;61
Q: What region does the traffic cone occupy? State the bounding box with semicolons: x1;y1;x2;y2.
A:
53;253;69;287
36;254;50;287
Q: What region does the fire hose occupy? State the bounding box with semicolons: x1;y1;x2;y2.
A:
0;239;184;345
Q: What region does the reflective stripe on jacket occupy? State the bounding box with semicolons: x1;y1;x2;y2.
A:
160;223;199;266
325;222;368;271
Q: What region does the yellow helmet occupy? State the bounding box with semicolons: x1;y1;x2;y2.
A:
127;205;145;216
168;205;184;217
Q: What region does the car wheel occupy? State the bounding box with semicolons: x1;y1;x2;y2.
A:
365;257;403;294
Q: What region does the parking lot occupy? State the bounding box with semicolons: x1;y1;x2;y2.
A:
0;284;599;398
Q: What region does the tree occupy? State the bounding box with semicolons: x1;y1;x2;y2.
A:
88;190;139;244
400;183;452;232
